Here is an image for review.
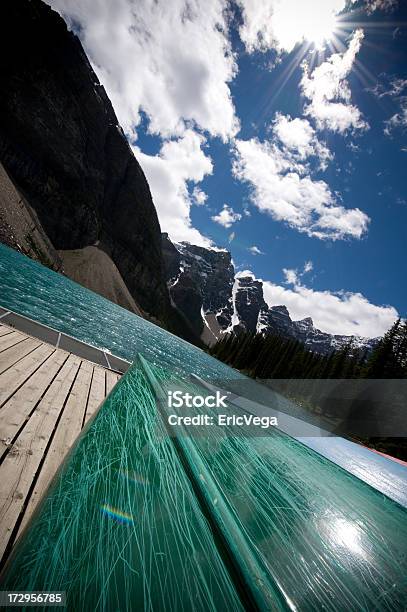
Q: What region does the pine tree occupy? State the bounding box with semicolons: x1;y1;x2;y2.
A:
329;342;352;378
364;319;404;378
210;319;407;381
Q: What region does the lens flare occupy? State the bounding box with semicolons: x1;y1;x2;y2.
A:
101;503;134;524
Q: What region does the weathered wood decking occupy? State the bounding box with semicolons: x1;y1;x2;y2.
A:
0;323;122;568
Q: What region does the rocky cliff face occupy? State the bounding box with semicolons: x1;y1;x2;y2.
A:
233;276;267;334
0;0;200;345
162;235;378;354
162;234;234;340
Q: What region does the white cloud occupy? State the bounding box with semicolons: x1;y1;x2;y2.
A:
368;76;407;99
272;113;332;169
283;268;299;285
347;141;361;153
370;77;407;136
236;269;256;279
301;30;368;133
384;104;407;135
248;245;264;255
237;0;351;53
132;130;213;245
211;204;242;228
263;279;398;337
368;75;407;137
303;260;313;273
233;137;369;240
237;0;277;52
192;187;208;206
283;260;313;285
47;0;239;140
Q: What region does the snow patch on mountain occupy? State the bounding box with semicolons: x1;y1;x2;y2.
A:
225;277;241;333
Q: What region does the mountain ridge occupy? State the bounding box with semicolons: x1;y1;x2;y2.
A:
161;234;379;355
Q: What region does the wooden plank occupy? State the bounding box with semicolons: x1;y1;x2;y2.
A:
0;331;26;353
0;349;69;461
0;326;12;338
83;365;106;425
0;343;54;408
18;360;94;535
106;369;120;395
0;338;41;375
0;354;81;563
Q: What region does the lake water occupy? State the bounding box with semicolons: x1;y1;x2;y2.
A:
0;243;241;380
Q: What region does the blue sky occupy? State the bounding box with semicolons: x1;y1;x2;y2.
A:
48;0;406;338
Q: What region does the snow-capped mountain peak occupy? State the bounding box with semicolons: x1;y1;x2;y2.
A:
161;234;378;354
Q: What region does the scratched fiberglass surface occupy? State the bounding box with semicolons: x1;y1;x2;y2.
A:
0;243;241;380
153;363;407;611
1;367;244;612
2;360;407;611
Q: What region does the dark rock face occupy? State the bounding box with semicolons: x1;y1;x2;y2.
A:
177;242;235;313
234;276;267;334
162;236;235;338
0;0;201;345
258;305;292;336
169;271;204;336
162;233;182;282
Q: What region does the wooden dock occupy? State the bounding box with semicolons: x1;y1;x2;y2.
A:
0;322;122;568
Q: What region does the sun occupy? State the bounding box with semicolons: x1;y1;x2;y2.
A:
273;2;339;52
302;11;338;48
